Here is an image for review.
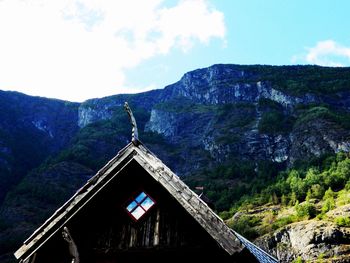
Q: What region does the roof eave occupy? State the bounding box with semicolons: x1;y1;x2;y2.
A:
15;143;138;260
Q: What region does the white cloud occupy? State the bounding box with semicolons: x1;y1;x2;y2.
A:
156;0;225;53
0;0;226;101
293;40;350;67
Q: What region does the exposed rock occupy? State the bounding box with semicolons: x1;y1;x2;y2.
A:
31;119;54;138
326;204;350;219
145;109;179;138
78;100;117;128
242;127;290;163
256;220;350;262
290;119;350;165
149;65;350;166
161;65;318;109
202;135;232;162
78;91;161;128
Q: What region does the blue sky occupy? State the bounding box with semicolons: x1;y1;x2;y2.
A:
0;0;349;102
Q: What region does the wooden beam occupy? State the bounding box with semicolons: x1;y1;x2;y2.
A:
62;227;80;263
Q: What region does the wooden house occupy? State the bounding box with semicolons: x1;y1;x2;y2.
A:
14;105;278;263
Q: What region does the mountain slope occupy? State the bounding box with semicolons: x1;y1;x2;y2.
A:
0;91;80;206
0;64;350;262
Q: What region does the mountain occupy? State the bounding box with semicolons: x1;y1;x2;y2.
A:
0;91;79;204
0;64;350;262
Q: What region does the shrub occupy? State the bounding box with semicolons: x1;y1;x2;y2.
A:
316;253;326;263
295;202;317;219
269;192;279;204
289;192;298;206
229;215;261;239
323;187;336;200
345;180;350;190
316;212;327;220
258;110;293;134
272;215;297;230
337;189;350;206
334;216;350;227
322;197;335;213
219;210;234;220
310;184;325;199
292;256;304;263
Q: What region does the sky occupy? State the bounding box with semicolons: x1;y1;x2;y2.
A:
0;0;349;102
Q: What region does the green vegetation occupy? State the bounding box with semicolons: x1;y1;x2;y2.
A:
334;216;350;227
295;202;317;219
258;102;350;135
154;97;218;113
258;110;294;134
51;105;163;171
257;98;296;134
220;152;350;237
228;215;261;239
271;215;298;230
292;257;304;263
258;98;282;109
295;106;350;130
155;99;255;125
154;100;256;147
185;160;281;211
236;64;350;95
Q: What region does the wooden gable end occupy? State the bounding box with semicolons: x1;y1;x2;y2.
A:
31;160;245;263
15;143;261;263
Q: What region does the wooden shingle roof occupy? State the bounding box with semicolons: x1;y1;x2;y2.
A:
15;141;243;261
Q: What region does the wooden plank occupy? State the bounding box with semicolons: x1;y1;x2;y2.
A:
132;150;242;255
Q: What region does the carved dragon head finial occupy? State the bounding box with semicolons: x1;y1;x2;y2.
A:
124;102;139;145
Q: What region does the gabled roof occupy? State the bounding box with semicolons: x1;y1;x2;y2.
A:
14;141;243;261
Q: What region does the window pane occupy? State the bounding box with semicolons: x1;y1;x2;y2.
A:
141;197;154;211
126;201;137;212
131;206;145;220
135;192;147;203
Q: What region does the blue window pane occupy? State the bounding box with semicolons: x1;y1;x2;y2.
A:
141;197;154;211
126;201;137;212
131;206;145;220
125;192;155;221
135;192;147;203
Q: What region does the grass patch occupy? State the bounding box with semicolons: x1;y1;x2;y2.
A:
272;215;298;230
334;216;350;227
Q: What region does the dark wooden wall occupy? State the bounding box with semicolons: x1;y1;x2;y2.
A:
31;160;256;263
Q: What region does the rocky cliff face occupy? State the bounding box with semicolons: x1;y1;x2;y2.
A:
78;90;162;128
161;65;316;107
256;219;350;262
290;118;350;164
77;96;127;128
145;65;350;167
